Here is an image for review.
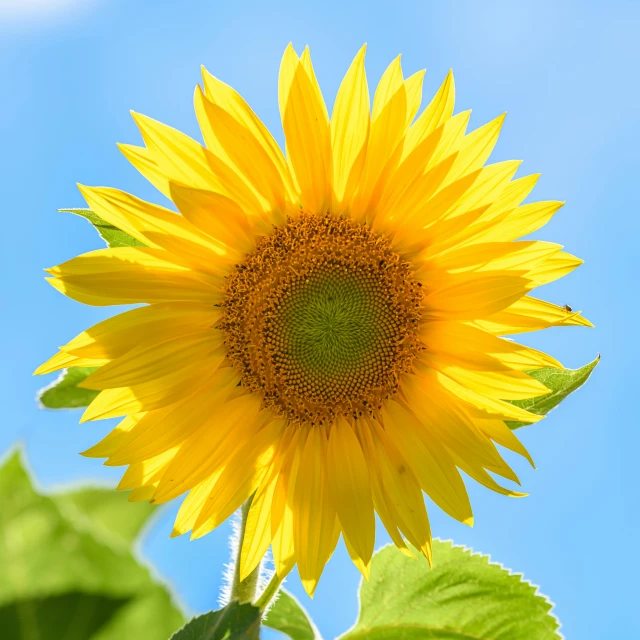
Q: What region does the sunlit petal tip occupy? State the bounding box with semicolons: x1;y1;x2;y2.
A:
33;353;62;376
357;560;371;581
418;542;433;566
463;515;474;527
301;578;319;599
79;445;102;458
398;546;416;559
169;528;183;539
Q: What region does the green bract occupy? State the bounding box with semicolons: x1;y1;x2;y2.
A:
507;357;600;429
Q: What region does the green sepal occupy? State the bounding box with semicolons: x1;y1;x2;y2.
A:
38;367;99;409
60;208;146;248
506;356;599;429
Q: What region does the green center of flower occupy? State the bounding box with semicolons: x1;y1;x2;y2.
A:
220;213;424;425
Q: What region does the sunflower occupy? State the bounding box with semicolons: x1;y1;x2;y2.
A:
36;44;591;596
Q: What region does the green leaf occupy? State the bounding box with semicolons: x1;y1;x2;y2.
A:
54;487;157;547
263;589;320;640
61;208;146;248
0;593;129;640
170;602;261;640
0;449;185;639
340;541;560;640
92;588;187;640
506;356;600;429
38;367;100;409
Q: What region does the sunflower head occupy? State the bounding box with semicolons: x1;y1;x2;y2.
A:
220;211;424;425
37;43;591;596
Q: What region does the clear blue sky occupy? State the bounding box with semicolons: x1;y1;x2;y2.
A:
0;1;637;637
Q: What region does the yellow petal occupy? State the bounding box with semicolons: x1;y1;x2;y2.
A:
117;447;178;491
423;274;532;320
402;372;522;481
78;185;233;268
191;418;284;538
300;46;329;122
431;368;543;424
47;247;222;306
169;182;259;249
526;251;583;285
423;241;561;277
420;320;562;371
131;111;263;217
195;87;286;217
436;174;541;250
404;69;426;125
293;427;338;596
382;401;473;524
201;66;296;203
172;469;224;537
34;350;106;375
366;418;432;562
330;44;370;212
477;419;534;467
239;428;295;579
327;417;375;566
282;53;332;213
354;421;413;557
352;55;407;218
375;111;470;227
104;369;239;466
117;144;171;198
443;113;506;186
61;302;221;360
475;296;594;334
402;69;455;159
477;200;564;244
82;414;143;459
152;393;265;503
79;355;223;423
422;360;549;400
240;470;279;580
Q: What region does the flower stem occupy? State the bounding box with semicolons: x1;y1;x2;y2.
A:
230;498;260;604
255;569;287;611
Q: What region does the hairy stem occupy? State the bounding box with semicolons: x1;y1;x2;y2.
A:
229;498;261;604
255;569;288;611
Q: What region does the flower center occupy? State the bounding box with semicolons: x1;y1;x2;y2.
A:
220;213;424;425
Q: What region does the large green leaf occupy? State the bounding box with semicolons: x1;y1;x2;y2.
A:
170;602;261;640
55;486;156;546
263;589;320;640
61;208;146;248
340;541;560;640
38;367;99;409
506;356;599;429
0;592;129;640
0;449;185;639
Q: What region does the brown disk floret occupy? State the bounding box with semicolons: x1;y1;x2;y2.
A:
219;212;424;425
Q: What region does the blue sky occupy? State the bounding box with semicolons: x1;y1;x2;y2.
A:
0;0;637;637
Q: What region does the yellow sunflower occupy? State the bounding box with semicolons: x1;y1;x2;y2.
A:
36;44;591;596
